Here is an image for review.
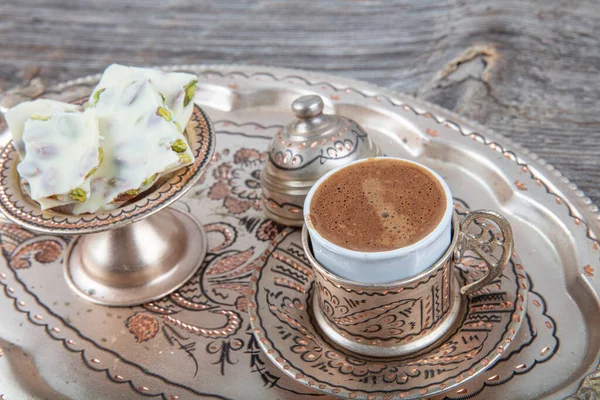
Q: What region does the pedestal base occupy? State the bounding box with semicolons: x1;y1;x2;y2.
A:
64;207;207;307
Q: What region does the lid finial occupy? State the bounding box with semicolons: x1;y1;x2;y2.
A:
292;95;324;119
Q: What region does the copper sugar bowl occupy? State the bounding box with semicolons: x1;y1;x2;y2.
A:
261;94;381;226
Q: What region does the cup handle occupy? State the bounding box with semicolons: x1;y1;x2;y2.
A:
454;210;514;295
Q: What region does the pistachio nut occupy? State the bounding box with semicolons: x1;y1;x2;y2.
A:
156;106;172;122
183;80;198;107
178;153;193;164
84;166;98;180
68;188;87;202
92;88;106;106
142;173;158;187
171;139;188;153
29;114;51;121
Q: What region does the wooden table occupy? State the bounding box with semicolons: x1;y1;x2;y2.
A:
1;0;599;205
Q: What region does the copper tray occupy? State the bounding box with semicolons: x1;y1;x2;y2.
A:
0;65;598;399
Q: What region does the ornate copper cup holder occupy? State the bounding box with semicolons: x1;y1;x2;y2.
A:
0;105;216;306
304;210;515;358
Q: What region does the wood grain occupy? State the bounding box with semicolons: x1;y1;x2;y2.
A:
1;0;599;203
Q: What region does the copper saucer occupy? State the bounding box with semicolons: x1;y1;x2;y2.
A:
248;220;528;399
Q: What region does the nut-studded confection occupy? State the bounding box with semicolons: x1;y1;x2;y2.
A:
90;63;198;132
5;99;81;159
74;78;195;214
17;109;101;209
5;65;199;215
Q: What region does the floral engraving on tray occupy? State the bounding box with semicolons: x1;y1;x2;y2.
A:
126;312;160;343
0;222;65;269
208;148;267;214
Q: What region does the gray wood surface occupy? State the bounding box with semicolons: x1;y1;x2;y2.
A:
1;0;599;203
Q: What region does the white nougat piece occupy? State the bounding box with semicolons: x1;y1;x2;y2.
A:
5;99;81;159
17;109;101;209
90;63;198;131
73;79;195;214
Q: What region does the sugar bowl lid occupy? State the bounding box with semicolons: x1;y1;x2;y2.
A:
288;95;340;137
261;94;380;226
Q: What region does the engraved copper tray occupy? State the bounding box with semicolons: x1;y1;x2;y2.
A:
0;65;598;399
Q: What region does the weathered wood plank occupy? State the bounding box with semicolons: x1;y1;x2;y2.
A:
0;0;599;202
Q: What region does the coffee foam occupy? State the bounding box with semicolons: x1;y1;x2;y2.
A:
309;159;446;252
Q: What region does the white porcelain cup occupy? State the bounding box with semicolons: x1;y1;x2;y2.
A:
303;157;454;284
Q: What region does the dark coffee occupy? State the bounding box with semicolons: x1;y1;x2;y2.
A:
309;159;446;252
